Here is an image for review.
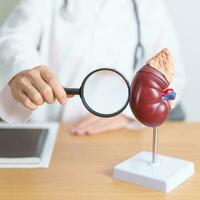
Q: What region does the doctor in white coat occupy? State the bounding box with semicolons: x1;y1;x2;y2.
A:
0;0;186;135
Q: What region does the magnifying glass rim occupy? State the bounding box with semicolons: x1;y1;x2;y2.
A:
80;68;131;118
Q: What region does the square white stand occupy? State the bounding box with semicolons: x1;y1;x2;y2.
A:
113;151;194;193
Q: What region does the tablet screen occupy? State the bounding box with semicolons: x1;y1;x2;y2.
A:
0;128;48;158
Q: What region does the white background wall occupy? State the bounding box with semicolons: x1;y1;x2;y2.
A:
0;0;200;121
165;0;200;121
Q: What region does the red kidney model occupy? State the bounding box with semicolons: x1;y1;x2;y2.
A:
130;49;176;127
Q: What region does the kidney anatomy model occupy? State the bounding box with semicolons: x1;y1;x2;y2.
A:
113;49;194;193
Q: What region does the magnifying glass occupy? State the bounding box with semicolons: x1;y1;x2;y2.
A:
64;68;130;118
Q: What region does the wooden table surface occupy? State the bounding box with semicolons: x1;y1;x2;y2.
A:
0;122;199;200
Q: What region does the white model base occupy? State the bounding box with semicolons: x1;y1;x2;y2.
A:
113;151;194;193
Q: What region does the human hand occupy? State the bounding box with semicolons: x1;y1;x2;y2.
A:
9;65;67;110
70;113;130;136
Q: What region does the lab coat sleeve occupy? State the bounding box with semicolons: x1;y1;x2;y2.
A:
141;0;187;107
0;0;44;123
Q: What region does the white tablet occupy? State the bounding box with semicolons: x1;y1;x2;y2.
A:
0;122;59;168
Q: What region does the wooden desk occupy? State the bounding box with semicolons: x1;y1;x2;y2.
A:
0;122;199;200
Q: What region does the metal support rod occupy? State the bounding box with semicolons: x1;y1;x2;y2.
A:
152;127;158;164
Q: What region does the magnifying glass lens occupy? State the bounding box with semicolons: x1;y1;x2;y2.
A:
82;70;129;116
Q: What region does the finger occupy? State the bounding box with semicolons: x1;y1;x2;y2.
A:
16;91;38;110
40;68;67;105
70;115;101;135
67;94;75;98
22;83;44;105
72;114;97;128
75;118;109;136
87;121;113;135
86;122;120;135
71;116;101;135
32;77;55;104
86;117;127;135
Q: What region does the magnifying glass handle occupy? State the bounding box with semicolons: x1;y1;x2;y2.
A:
64;88;80;95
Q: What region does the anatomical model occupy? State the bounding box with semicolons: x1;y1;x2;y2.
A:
113;49;194;193
130;48;176;127
130;48;176;164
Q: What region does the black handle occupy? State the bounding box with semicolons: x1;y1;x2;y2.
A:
64;88;80;95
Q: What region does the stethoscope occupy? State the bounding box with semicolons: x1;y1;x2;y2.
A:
61;0;145;70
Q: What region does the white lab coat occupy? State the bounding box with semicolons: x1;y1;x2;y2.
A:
0;0;186;126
